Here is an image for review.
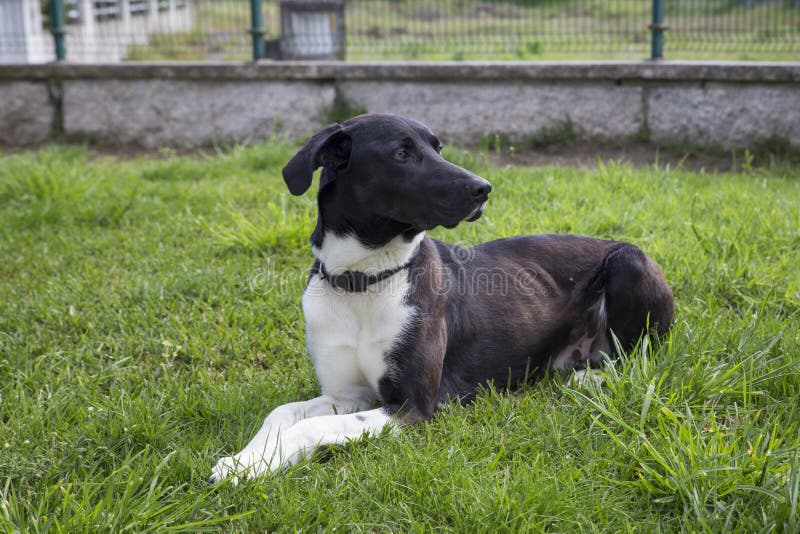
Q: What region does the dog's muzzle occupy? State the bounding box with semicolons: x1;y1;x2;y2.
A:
463;177;491;222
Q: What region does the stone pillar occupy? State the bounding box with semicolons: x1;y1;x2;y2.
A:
168;0;178;32
148;0;160;34
0;0;52;62
78;0;98;61
121;0;132;36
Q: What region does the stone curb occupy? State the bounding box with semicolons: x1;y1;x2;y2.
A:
2;60;799;83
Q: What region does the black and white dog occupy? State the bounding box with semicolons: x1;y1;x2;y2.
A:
209;113;673;483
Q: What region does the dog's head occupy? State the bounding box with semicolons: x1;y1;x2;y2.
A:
282;114;491;231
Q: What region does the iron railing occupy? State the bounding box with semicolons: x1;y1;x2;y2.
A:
1;0;797;63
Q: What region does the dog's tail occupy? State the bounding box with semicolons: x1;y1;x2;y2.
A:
600;244;674;351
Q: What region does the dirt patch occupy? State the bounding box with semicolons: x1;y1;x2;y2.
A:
487;143;742;173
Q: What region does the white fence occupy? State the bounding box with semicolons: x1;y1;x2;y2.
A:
0;0;192;63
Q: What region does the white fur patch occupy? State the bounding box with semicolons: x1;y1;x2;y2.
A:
304;233;420;394
313;232;424;274
591;295;607;330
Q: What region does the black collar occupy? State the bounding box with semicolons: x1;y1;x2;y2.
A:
319;258;415;293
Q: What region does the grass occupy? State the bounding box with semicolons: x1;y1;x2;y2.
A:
1;141;800;531
122;0;800;61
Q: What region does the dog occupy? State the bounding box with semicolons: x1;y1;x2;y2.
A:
209;113;673;483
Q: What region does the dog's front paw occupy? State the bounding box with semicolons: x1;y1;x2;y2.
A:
208;452;279;485
208;455;241;485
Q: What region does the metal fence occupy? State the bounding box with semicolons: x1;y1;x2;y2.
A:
1;0;798;63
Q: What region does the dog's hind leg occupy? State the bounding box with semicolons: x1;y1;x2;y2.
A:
549;318;612;372
601;244;674;352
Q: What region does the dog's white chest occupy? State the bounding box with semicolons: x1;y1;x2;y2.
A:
302;273;415;396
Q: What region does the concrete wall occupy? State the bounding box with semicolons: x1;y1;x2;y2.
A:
0;81;54;145
1;61;798;149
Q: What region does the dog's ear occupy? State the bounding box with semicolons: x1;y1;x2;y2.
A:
282;123;352;196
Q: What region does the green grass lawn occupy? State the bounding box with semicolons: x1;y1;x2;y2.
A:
1;143;799;531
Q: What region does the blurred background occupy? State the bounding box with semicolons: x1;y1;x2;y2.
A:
1;0;799;63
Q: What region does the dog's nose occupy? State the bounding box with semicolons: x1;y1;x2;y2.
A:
470;180;492;200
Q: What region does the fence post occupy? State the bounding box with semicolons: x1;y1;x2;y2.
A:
649;0;666;60
250;0;265;60
49;0;66;60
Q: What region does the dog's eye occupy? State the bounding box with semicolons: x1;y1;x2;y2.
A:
393;150;408;161
436;144;444;153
